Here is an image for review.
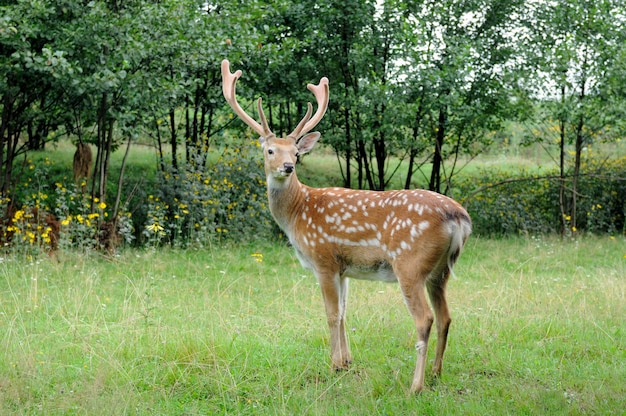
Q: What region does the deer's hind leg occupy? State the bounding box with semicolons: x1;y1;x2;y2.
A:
395;262;435;394
426;267;452;377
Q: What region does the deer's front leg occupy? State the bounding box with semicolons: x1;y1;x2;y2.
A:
317;271;351;369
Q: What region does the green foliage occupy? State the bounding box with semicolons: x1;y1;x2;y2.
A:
458;169;560;235
458;154;626;236
143;143;274;247
0;156;134;254
574;155;626;234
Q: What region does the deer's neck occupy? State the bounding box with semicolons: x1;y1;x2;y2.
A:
267;174;306;236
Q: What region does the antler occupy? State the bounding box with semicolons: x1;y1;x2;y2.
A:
221;60;273;138
288;77;329;140
221;59;329;141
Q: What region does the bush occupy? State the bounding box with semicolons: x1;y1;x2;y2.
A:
142;144;275;247
457;155;626;236
0;157;135;254
5;144;622;253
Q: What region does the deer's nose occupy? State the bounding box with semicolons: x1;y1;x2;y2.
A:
283;163;294;174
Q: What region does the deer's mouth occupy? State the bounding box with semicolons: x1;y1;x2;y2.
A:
277;163;295;177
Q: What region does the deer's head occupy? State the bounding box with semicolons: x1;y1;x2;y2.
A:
221;60;329;186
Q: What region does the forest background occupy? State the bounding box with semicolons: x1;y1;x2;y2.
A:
1;0;625;251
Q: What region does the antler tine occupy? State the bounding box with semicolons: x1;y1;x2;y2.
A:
221;59;272;138
256;98;274;139
287;102;313;141
288;77;329;140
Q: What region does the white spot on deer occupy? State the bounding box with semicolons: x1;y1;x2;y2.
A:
342;212;352;220
325;214;336;224
357;225;365;232
302;212;307;220
411;203;424;215
400;240;409;250
303;235;309;246
319;237;326;244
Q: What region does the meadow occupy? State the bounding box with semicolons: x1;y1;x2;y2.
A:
1;236;625;415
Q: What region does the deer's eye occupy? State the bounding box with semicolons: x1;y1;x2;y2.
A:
267;149;274;155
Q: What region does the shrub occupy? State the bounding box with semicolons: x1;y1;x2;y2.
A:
457;155;626;236
143;143;274;247
1;157;135;253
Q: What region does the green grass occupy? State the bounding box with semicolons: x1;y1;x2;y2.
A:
1;236;625;414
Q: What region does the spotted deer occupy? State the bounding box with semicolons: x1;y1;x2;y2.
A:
221;59;472;393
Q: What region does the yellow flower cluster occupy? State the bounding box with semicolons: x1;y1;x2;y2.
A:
1;157;134;252
142;144;272;245
5;209;53;246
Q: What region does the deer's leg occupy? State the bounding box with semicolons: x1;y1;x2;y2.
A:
318;271;351;369
426;270;452;377
398;269;434;393
338;276;352;365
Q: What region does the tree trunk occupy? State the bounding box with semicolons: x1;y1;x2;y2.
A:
429;107;446;193
343;106;351;188
169;108;178;171
571;112;584;231
405;102;424;189
571;77;586;232
558;85;567;236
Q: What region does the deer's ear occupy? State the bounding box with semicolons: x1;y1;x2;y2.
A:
297;132;320;155
259;136;266;146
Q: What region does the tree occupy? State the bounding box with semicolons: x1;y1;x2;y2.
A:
0;1;78;196
522;0;626;234
256;0;376;189
400;0;524;194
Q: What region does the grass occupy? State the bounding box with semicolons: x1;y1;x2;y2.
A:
1;236;625;414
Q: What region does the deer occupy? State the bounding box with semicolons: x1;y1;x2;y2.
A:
221;59;472;393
